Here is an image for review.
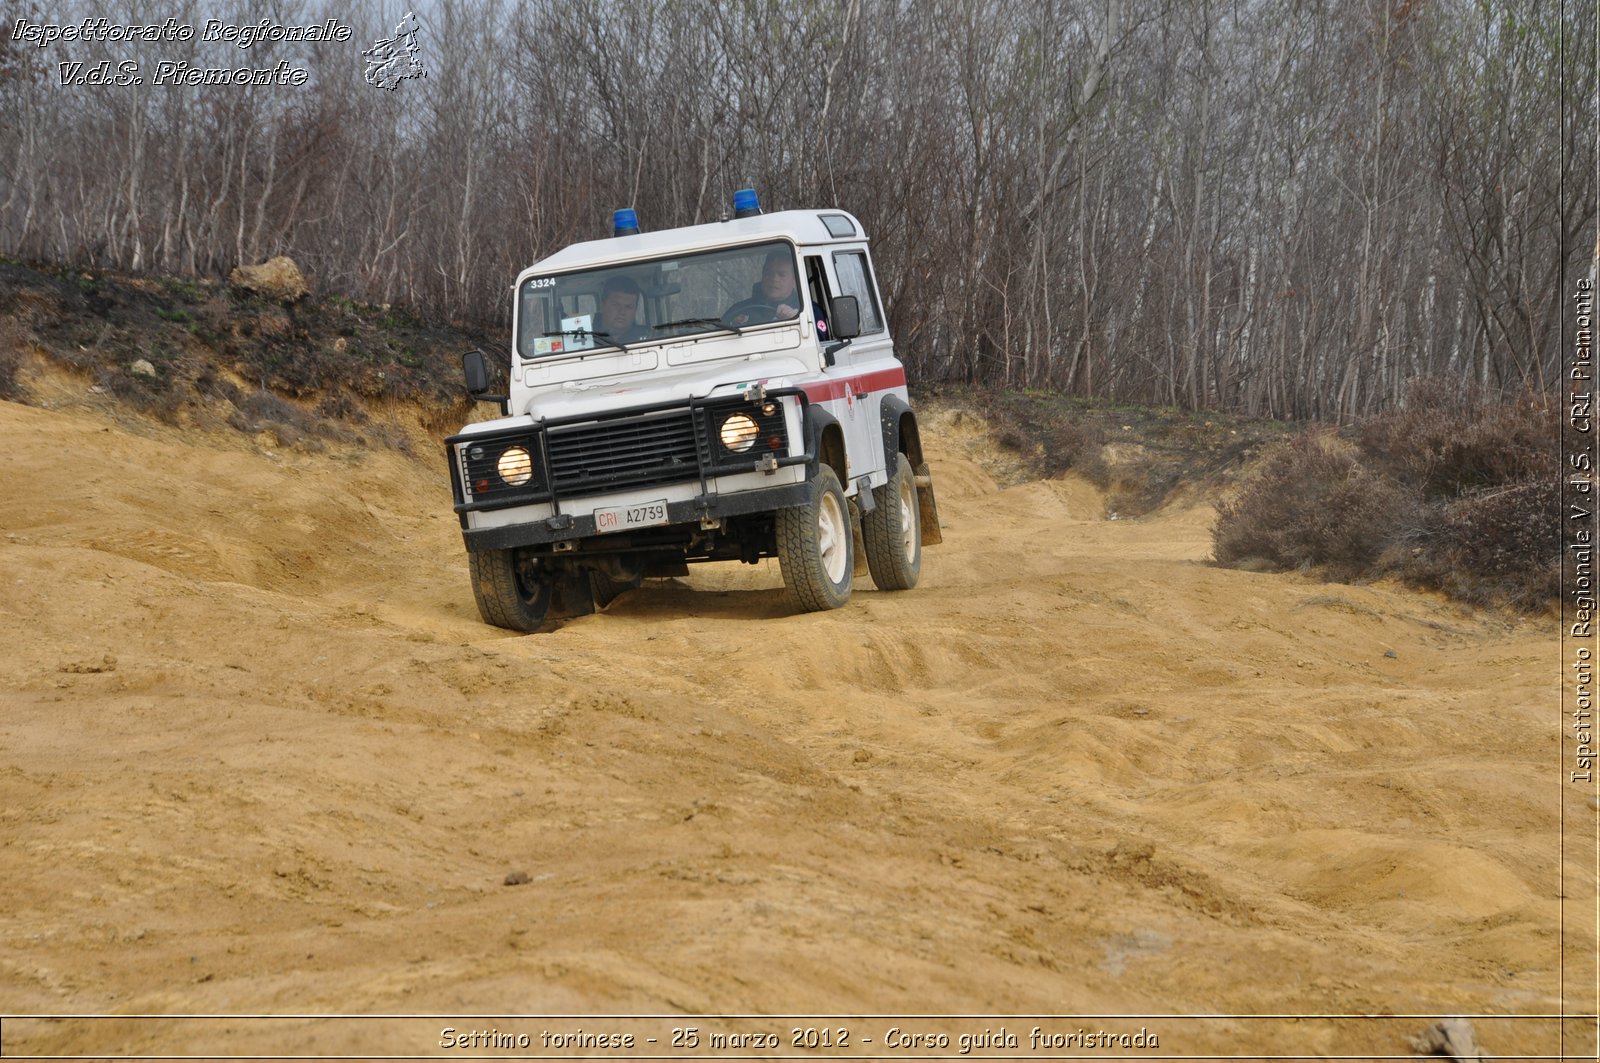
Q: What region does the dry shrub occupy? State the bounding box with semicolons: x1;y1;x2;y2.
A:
194;365;241;404
0;350;22;401
363;421;415;455
1214;433;1411;578
0;323;25;402
1358;379;1556;496
1399;480;1561;610
229;389;312;442
317;392;369;424
230;389;304;428
104;362;183;423
1357;383;1560;608
978;391;1107;480
1049;419;1110;484
1219;387;1562;611
225;388;362;450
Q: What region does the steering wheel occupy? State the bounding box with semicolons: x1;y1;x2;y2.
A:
725;302;779;327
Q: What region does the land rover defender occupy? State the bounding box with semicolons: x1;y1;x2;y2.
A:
446;191;940;632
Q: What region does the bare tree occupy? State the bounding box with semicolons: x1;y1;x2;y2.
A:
1;0;1588;411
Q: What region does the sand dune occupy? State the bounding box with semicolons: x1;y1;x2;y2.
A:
0;397;1588;1058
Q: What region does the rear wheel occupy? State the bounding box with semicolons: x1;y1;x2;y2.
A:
468;548;552;632
777;466;854;611
863;452;921;591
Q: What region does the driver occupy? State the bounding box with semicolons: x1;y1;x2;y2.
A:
724;250;801;327
596;276;651;343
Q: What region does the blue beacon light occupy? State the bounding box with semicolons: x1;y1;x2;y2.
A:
612;208;640;237
733;188;761;218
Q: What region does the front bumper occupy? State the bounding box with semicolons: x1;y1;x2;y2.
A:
461;477;813;552
447;387;814;553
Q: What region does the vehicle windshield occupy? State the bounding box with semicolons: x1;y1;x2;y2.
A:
515;240;801;359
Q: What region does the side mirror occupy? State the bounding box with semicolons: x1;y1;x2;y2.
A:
829;295;861;340
462;349;490;395
461;349;508;413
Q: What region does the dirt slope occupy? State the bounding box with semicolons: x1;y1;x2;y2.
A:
0;397;1589;1059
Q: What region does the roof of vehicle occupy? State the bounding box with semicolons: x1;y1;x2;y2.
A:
523;209;869;278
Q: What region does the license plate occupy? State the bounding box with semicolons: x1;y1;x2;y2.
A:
593;498;669;534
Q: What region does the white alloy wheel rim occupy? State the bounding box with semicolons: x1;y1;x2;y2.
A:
899;476;917;563
818;490;847;584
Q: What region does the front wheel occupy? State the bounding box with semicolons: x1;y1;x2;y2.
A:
863;452;921;591
468;548;552;632
590;567;642;609
776;466;854;611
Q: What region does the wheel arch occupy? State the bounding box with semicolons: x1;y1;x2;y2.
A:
805;405;848;486
877;395;942;547
879;395;925;465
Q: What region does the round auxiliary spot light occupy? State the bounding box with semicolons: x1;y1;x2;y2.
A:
497;446;534;486
719;413;760;452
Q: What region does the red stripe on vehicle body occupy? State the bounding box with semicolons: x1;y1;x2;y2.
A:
796;366;907;404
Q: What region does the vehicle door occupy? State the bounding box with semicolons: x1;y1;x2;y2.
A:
823;245;895;489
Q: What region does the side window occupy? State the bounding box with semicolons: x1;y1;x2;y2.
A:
831;250;884;335
804;255;833;340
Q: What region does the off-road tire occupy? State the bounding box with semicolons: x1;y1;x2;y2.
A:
468;548;553;632
590;569;642;609
863;452;921;591
777;466;854;611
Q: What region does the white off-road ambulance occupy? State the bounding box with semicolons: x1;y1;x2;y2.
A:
447;191;940;632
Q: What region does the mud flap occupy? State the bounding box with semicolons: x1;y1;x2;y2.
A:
848;501;870;577
548;571;596;619
914;461;944;545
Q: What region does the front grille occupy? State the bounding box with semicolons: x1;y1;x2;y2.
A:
546;409;700;496
450;391;804;514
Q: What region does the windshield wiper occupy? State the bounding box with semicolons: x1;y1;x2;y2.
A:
654;317;743;336
543;327;629;353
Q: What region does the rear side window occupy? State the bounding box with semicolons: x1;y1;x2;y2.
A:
819;214;857;238
832;250;884;335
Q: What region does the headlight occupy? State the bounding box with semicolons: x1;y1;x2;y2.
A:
719;413;759;452
496;445;534;486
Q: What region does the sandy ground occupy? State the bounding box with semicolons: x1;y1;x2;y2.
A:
0;394;1593;1060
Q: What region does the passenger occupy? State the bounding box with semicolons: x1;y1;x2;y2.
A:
724;251;801;327
596;276;650;343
